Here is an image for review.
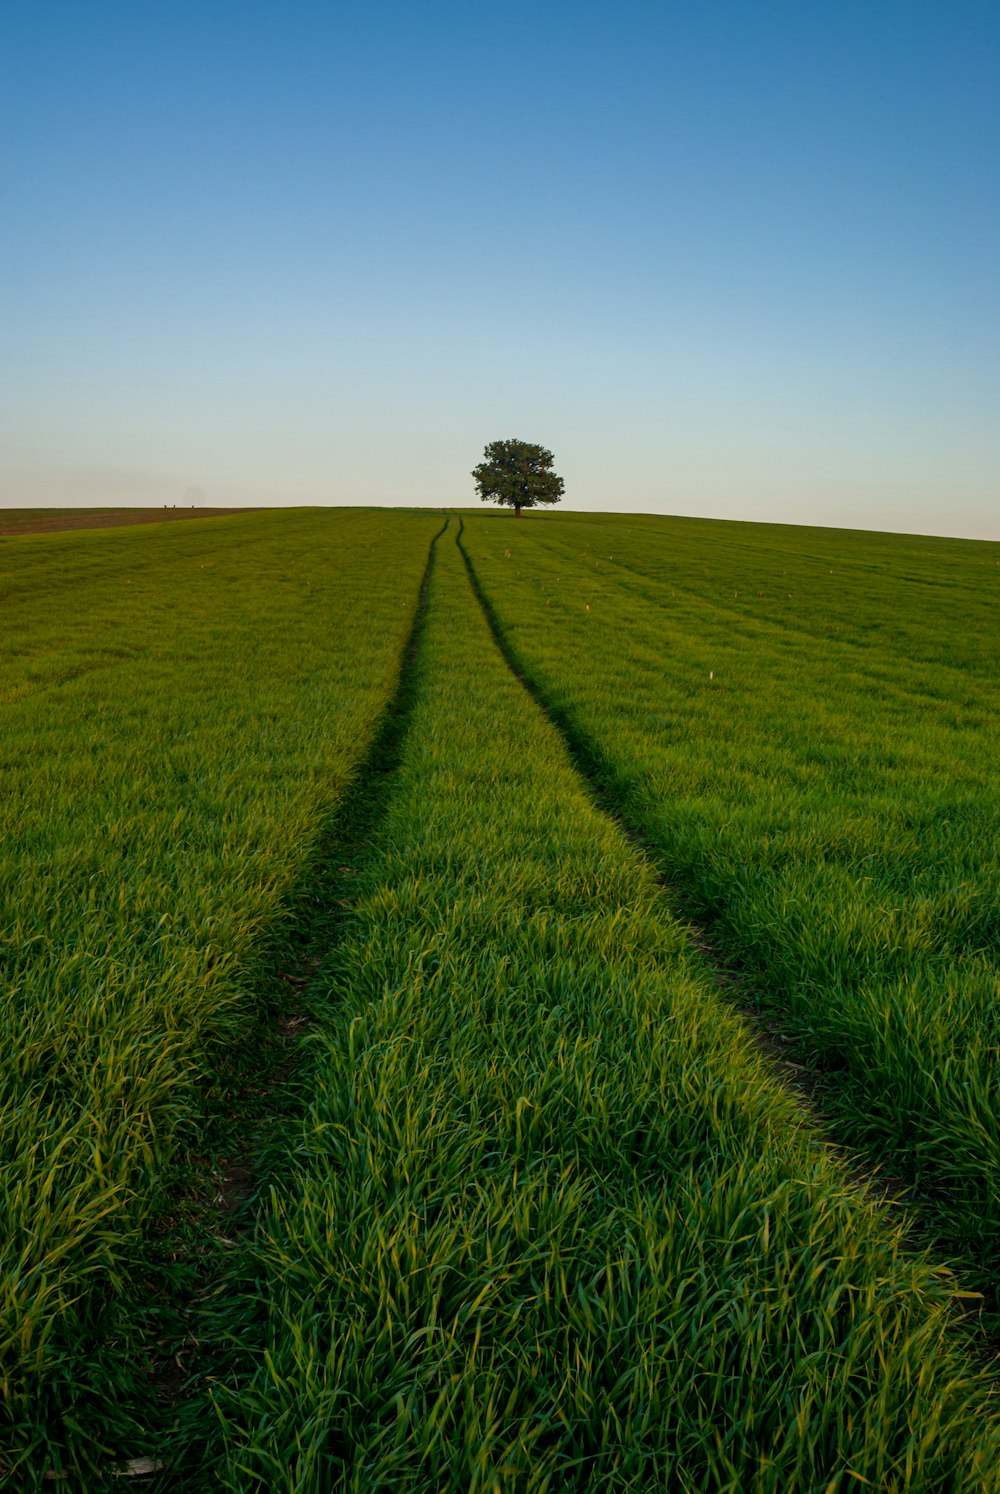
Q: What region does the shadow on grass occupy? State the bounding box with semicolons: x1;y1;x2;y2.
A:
454;516;1000;1361
130;516;449;1492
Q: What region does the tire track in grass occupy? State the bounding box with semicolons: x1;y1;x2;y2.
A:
106;517;449;1493
1;512;441;1489
454;519;996;1335
455;521;839;1098
458;516;1000;1312
0;646;154;709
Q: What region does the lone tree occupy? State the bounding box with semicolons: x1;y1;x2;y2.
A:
472;438;564;518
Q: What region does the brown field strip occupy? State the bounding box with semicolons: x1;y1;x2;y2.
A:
0;506;259;536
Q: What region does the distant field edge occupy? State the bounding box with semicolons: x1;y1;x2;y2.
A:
0;507;266;537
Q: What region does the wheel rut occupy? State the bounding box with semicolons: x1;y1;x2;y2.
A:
454;517;998;1359
129;515;449;1489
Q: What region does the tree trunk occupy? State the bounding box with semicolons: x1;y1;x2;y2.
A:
514;504;522;518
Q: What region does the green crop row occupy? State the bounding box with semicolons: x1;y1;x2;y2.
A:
0;509;440;1484
215;527;1000;1491
458;510;1000;1281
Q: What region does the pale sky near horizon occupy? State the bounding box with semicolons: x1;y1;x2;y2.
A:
2;2;998;541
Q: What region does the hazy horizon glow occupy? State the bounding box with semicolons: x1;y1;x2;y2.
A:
2;2;998;541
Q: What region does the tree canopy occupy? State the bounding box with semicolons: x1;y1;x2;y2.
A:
471;439;565;516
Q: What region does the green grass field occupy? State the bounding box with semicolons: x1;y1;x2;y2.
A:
0;509;440;1483
459;512;1000;1282
2;507;998;1489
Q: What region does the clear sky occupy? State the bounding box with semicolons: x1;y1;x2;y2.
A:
2;1;998;539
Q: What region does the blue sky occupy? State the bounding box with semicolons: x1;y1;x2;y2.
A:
2;1;998;538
